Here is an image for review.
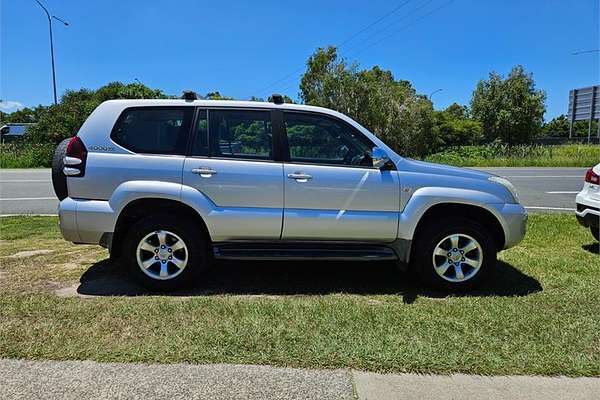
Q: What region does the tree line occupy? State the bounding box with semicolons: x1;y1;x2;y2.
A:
1;46;584;158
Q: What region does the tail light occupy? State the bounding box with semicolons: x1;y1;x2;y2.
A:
63;136;87;177
584;168;599;185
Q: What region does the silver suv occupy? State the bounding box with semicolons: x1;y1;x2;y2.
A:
52;95;527;292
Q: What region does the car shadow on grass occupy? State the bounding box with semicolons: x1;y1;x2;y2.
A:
76;258;542;302
582;242;599;255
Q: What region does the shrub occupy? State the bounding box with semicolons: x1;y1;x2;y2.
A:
0;142;55;168
425;143;600;167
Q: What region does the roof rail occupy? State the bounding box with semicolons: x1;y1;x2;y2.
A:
271;93;284;105
181;90;198;101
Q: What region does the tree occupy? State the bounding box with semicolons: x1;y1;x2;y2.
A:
25;82;168;143
433;104;482;147
0;105;48;124
299;46;436;157
267;94;295;104
470;65;546;144
541;114;598;138
205;91;234;100
444;102;469;119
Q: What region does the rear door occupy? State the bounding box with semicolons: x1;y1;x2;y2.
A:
182;108;284;241
281;111;400;241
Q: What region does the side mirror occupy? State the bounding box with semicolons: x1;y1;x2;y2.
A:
372;147;390;169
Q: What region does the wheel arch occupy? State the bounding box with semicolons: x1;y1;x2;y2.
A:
110;198;211;261
412;203;505;252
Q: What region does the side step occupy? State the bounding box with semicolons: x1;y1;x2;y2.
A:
213;242;398;261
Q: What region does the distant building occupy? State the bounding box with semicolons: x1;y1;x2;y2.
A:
0;123;35;143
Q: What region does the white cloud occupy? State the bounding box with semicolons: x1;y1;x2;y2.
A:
0;100;25;113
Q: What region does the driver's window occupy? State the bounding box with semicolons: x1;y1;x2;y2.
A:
284;112;373;167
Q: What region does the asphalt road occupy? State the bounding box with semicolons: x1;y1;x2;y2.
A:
0;169;57;215
0;167;589;215
476;167;588;211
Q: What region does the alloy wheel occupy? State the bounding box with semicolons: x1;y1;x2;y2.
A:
432;233;483;283
136;230;188;281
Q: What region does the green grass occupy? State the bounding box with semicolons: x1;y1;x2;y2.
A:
425;144;600;167
0;142;55;168
0;215;599;376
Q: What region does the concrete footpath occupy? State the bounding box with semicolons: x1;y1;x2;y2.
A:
1;359;599;400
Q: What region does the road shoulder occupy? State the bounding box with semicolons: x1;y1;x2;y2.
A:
353;370;600;400
2;359;600;400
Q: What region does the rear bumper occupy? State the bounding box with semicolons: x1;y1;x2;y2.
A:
58;197;80;242
58;197;116;244
576;203;600;228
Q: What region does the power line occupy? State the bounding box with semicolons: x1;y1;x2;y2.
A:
341;0;435;57
571;49;600;55
254;0;415;97
255;66;306;98
346;0;456;59
260;0;457;98
336;0;413;49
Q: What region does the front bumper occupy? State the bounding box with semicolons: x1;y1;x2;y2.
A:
486;203;527;249
496;203;528;249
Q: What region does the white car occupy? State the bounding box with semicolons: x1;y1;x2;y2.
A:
576;163;600;242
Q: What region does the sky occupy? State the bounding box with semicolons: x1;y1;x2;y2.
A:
1;0;599;119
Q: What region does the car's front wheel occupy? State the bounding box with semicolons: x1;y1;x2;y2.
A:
413;217;497;291
123;214;208;291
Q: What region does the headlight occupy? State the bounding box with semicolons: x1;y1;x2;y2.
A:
489;176;519;203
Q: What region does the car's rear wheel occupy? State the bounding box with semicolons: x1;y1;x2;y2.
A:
123;214;208;291
413;217;497;291
591;226;600;242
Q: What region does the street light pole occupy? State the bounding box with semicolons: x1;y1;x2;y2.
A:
35;0;68;105
429;88;443;101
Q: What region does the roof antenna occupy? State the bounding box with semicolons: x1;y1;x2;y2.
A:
182;90;198;101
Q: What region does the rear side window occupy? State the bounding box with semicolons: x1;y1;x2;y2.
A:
111;107;193;155
209;110;273;160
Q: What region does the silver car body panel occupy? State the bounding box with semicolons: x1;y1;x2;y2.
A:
68;152;185;200
282;163;400;241
58;99;528;261
182;158;284;240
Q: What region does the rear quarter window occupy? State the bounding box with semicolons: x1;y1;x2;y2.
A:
110;107;193;155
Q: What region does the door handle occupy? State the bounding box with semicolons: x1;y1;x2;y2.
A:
287;172;312;182
192;167;217;177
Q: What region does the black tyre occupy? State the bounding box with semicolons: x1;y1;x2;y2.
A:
123;214;208;291
591;226;600;242
51;138;70;201
412;217;497;292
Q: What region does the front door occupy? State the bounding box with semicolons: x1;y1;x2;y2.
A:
281;111;400;241
182;108;284;241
